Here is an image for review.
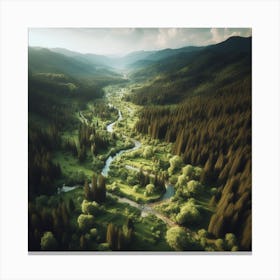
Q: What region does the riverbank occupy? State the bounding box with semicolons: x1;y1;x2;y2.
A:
58;84;177;226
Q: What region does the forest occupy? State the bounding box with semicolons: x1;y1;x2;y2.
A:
28;35;251;251
135;77;251;249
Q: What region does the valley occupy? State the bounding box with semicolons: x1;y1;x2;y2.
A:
28;34;251;252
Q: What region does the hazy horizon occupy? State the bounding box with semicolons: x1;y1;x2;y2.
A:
29;28;251;56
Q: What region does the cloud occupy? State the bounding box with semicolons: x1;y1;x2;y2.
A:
29;28;252;55
210;28;252;43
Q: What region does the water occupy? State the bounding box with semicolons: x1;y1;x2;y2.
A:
60;106;174;208
107;109;123;133
102;110;140;176
101;139;141;177
161;184;175;200
57;185;80;194
124;165;175;201
106;122;114;133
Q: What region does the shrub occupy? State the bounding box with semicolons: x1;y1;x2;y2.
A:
98;242;110;251
231;245;239;251
176;174;187;188
90;228;98;239
182;165;194;178
176;200;201;225
81;200;99;215
145;184;155;195
193;167;202;180
200;237;207;248
40;231;57;250
77;214;94;232
165;227;192;251
169;175;178;185
225;233;237;250
215;238;224;250
168;155;183;175
185;180;202;197
143;146;153;158
205;246;215;252
197;229;208;239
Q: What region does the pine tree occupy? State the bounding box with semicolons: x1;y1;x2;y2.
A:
91;173;98;201
68;198;75;213
84;179;90;200
106;223;117;250
97;174;106;203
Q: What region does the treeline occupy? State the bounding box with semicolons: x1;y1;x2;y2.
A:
29;173;107;251
29;74;104;130
106;220;134;250
28;197;75;250
93;102;119;121
76;123;110;162
128;37;251;105
135;78;251;250
29;75;78;130
28;72;112;197
29;122;61;197
84;174;106;203
138;168;166;193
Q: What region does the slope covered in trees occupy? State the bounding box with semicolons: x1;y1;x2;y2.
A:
28;46;124;198
128;36;251;104
28;34;252;251
134;46;251;249
28;47;122;80
130;37;251;250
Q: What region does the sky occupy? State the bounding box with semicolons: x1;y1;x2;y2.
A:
29;28;252;56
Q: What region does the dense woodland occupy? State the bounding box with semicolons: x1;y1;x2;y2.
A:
28;71;120;197
28;35;252;251
128;36;251;105
135;77;251;250
28;49;137;251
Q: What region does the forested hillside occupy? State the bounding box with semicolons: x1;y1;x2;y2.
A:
28;48;123;198
133;37;252;250
129;36;251;104
28;47;121;79
28;33;252;251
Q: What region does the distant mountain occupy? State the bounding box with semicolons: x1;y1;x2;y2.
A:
49;48;155;69
119;50;155;67
145;45;204;61
31;36;251;80
130;36;252;104
127;59;155;70
206;36;251;54
28;47;120;79
49;45;204;70
126;46;204;70
50;47;84;57
129;51;200;79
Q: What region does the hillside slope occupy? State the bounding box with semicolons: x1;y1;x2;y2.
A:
28;47;120;79
129;36;251;104
133;36;252;250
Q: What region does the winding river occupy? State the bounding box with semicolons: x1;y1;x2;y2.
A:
59;93;176;226
100;105;175;222
101;139;141;177
101;108;140;176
